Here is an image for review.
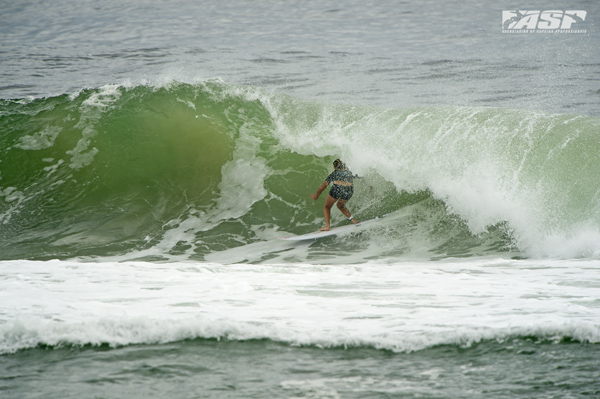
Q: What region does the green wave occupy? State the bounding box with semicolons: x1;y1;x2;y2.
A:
1;81;599;261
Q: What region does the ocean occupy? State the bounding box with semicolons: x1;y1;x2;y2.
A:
1;0;599;398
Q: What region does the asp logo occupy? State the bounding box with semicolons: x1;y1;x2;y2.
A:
502;10;587;33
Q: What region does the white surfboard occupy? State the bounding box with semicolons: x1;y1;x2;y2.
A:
279;215;386;241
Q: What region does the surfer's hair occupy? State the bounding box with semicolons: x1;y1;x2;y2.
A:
333;159;346;170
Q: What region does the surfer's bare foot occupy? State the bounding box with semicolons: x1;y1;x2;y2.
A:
320;226;330;231
351;218;359;224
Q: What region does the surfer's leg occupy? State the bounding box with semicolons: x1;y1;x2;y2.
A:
321;195;337;231
337;200;359;224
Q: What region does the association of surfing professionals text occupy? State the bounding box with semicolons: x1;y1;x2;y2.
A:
502;10;587;34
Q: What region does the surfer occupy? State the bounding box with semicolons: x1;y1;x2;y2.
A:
310;159;359;231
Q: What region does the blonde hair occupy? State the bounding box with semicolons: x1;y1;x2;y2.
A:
333;159;346;170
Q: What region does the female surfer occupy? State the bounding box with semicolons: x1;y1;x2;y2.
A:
310;159;359;231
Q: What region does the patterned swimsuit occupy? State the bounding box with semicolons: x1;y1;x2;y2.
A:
325;169;354;201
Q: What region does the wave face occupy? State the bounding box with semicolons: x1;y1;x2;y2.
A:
1;81;600;261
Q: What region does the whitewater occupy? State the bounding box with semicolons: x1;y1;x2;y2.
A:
2;257;600;353
1;0;600;398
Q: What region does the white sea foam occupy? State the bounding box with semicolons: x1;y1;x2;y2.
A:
14;126;63;151
1;258;599;354
260;97;600;259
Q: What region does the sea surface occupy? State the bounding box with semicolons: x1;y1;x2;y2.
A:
1;0;600;398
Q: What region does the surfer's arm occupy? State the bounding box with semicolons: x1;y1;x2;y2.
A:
310;181;329;200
